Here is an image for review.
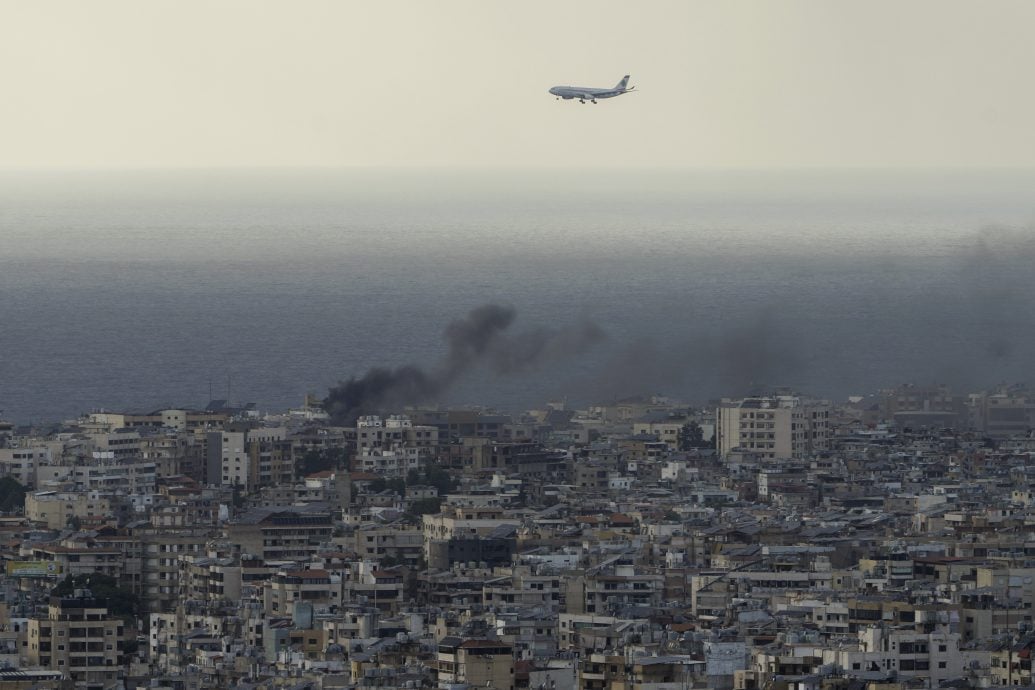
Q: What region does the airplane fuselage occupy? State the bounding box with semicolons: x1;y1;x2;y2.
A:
549;75;633;103
549;86;625;100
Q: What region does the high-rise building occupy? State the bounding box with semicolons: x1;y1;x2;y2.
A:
716;395;830;460
26;591;125;690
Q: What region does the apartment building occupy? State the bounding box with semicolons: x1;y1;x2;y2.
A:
25;492;111;530
0;446;55;487
264;568;342;617
717;396;830;460
26;592;126;690
72;462;156;495
435;637;514;690
225;506;333;561
207;427;288;492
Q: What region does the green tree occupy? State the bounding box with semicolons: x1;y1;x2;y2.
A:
299;448;345;476
0;476;26;513
423;466;457;494
51;573;140;620
678;422;706;451
407;497;443;517
368;477;407;495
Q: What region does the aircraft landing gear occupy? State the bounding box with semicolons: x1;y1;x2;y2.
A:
579;99;586;104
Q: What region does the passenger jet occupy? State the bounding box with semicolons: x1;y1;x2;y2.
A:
549;75;634;104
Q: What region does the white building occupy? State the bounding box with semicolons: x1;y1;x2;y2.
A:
214;426;287;491
358;447;426;477
0;446;54;487
73;460;157;494
354;415;438;453
716;396;830;460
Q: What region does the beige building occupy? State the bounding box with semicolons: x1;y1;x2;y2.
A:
138;433;189;477
89;431;141;461
224;506;334;561
209;427;289;492
125;528;210;613
354;415;439;451
422;506;521;559
342;561;406;613
25;492;111;530
264;568;342;617
353;522;423;565
435;638;514;690
71;462;156;495
631;420;685;450
578;652;702;690
29;544;122;580
26;592;126;690
0;445;57;488
716;395;830;460
82;410;226;434
970;387;1035;439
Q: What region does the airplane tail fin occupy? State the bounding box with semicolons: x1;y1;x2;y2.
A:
615;75;630;91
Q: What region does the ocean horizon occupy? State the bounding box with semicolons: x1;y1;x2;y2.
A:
2;167;1034;424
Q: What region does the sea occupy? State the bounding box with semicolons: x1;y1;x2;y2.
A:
1;168;1034;424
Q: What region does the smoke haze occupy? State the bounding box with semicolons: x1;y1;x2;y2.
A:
556;226;1035;405
4;169;1035;422
565;312;802;404
324;304;604;423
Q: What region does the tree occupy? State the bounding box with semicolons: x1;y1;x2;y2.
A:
368;477;405;495
299;448;345;476
52;573;140;620
422;466;457;494
407;497;443;517
0;476;26;513
677;422;705;451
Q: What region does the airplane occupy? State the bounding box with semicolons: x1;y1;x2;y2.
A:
549;75;634;104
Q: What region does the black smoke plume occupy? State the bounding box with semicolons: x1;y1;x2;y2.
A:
324;304;604;424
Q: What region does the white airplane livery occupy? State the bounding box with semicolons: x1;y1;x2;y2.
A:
549;75;634;104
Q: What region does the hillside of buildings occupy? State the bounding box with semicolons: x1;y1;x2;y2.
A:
2;384;1035;690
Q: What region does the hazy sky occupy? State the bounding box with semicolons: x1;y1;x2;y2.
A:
3;1;1035;169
